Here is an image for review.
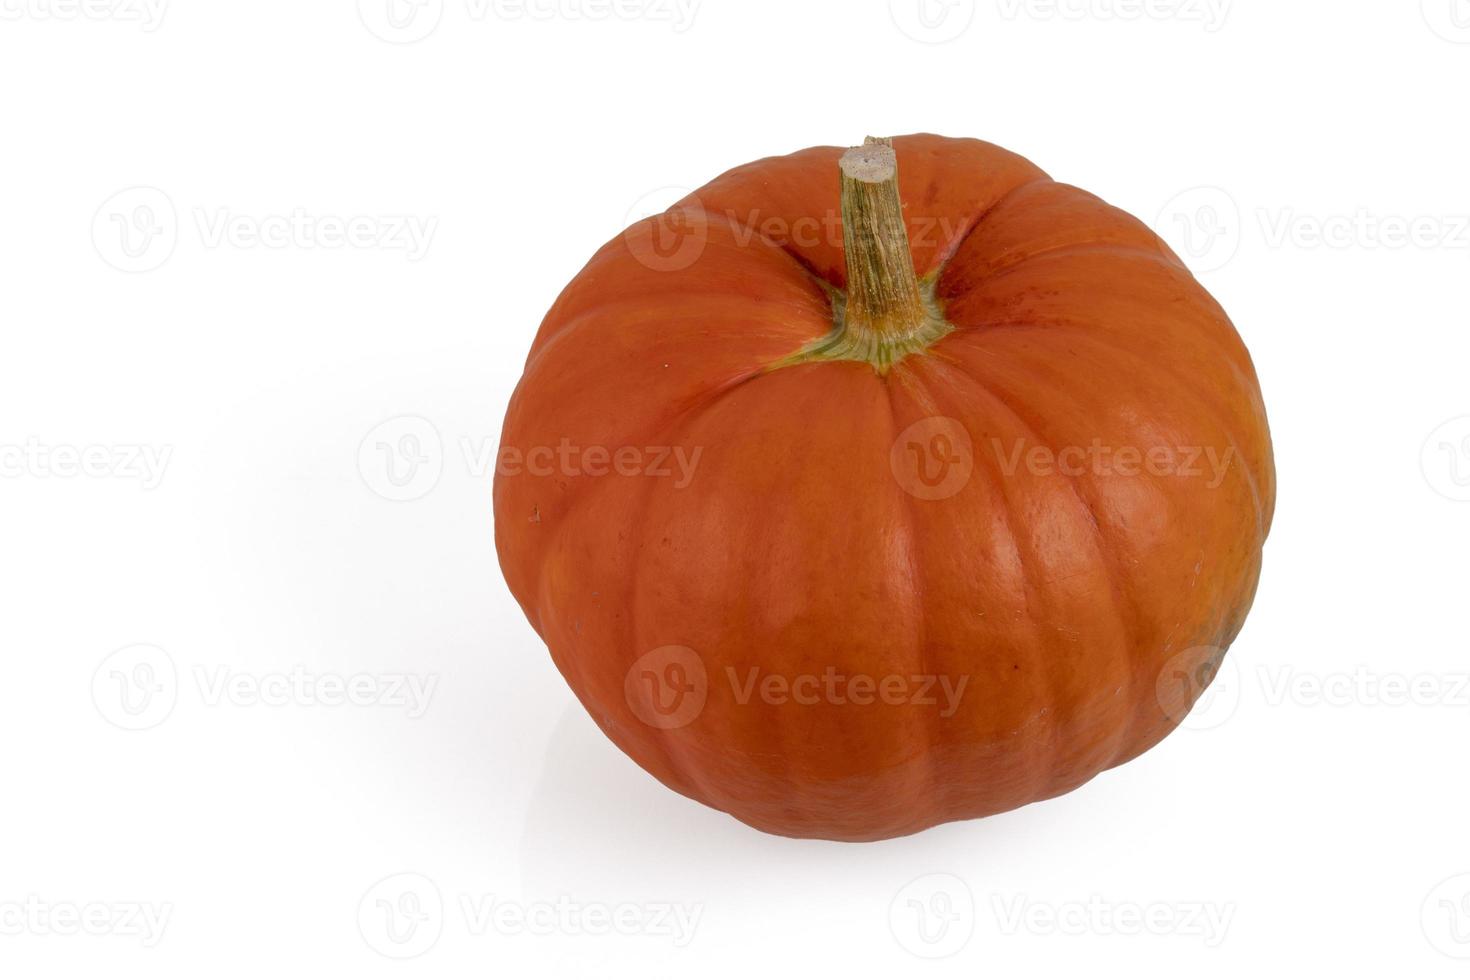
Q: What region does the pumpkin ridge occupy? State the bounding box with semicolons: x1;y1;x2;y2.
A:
880;366;954;829
699;205;845;296
943;352;1160;769
953;239;1189;285
926;174;1055;283
945;324;1270;539
950;356;1142;783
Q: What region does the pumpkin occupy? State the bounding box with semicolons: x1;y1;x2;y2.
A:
495;134;1274;842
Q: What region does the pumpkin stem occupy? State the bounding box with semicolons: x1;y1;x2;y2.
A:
840;137;928;342
769;137;953;374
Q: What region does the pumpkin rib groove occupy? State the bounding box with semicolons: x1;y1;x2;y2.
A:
942;353;1166;771
955;239;1189;285
946;324;1270;543
522;287;831;376
697;206;847;296
880;368;951;831
919;356;1080;808
897;358;1064;819
942;247;1258;384
621;470;727;810
947;362;1142;785
503;358;784;691
925;175;1056;280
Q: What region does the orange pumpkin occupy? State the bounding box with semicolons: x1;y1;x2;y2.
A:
495;134;1274;841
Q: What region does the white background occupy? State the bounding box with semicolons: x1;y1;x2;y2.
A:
3;0;1469;975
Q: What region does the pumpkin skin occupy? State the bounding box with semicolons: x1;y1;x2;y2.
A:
495;134;1274;841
